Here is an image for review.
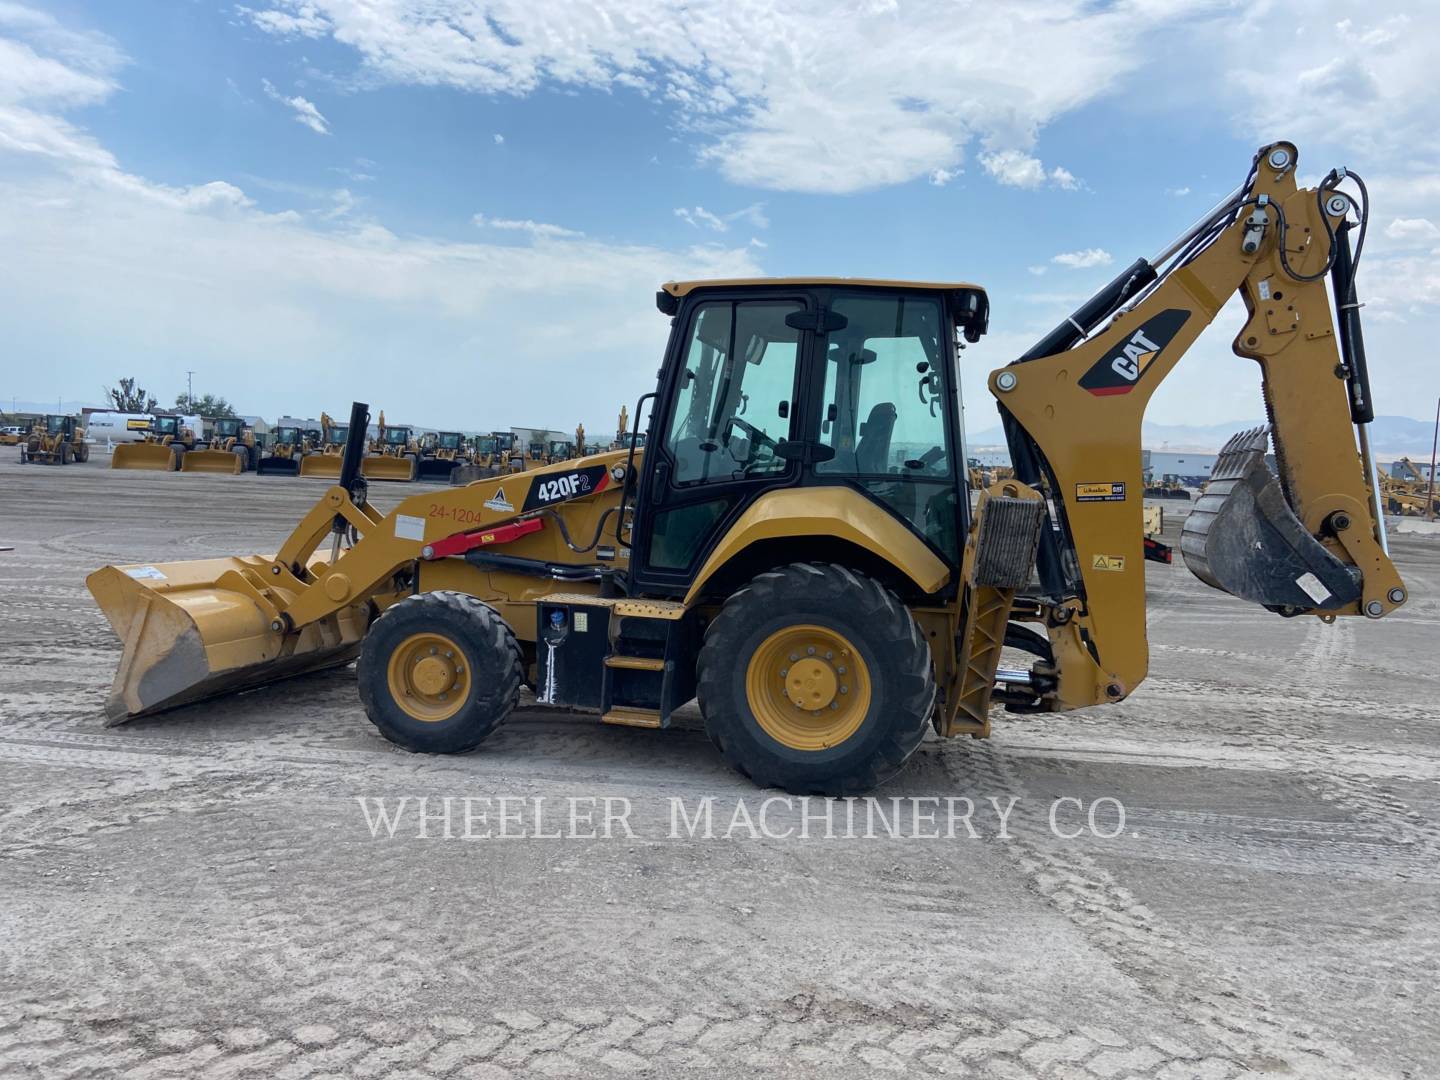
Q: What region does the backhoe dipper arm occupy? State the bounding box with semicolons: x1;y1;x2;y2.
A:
990;141;1405;711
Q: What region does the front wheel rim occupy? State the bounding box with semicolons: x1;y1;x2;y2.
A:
745;623;872;751
386;631;471;722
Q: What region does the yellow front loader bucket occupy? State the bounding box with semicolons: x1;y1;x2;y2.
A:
87;555;370;723
179;448;244;475
299;454;343;479
111;443;178;471
360;455;418;482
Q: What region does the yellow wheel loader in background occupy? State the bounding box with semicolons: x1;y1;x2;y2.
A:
181;417;258;474
88;142;1406;794
20;415;88;465
111;415;195;470
417;431;469;482
361;413;420;482
257;424;306;477
449;433;512;485
299;412;349;479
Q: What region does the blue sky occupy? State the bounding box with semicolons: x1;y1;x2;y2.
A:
2;1;1436;441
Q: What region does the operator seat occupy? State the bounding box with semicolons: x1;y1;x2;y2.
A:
854;403;897;473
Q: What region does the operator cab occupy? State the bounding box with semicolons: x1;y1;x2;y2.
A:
630;278;989;598
437;432;463;451
383;427;411;448
273;426;300;444
46;415;72;436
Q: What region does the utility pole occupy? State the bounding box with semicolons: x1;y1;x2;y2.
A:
186;370;195;410
1426;396;1438;522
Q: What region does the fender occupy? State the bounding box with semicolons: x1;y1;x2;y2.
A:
683;487;950;606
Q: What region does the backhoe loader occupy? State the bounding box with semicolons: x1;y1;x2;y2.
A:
1144;473;1191;500
87;142;1406;795
417;431;469;481
362;413;420;482
20;414;88;465
182;417;258;474
1380;458;1438;517
258;425;306;477
299;412;348;479
111;415;195;470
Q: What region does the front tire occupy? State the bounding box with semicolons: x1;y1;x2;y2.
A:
357;591;522;754
697;563;935;795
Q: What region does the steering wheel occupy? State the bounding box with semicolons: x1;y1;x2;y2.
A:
726;416;778;455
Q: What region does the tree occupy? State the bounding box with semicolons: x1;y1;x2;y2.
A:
104;377;157;413
174;392;237;418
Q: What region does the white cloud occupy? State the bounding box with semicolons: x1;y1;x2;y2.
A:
1167;186;1191;197
673;203;768;232
261;78;330;134
1051;248;1113;269
1384;217;1440;244
978;150;1079;191
928;167;958;187
493;132;504;144
472;212;584;239
0;7;761;432
238;0;1204;194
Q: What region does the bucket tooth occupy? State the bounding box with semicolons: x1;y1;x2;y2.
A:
87;556;369;722
1180;427;1362;611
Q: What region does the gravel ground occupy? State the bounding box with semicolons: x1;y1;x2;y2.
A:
1;455;1436;1079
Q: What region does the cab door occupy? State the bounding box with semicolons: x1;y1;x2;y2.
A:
629;292;811;595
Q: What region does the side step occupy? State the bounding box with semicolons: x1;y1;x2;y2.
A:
602;706;663;729
536;594;696;729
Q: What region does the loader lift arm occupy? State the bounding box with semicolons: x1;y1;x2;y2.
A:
990;140;1404;712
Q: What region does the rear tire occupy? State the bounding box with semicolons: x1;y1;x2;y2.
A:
358;591;522;754
697;563;935;795
60;442;72;465
75;442;89;463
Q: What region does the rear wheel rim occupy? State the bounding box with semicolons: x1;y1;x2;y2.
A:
386;631;471;722
745;624;871;751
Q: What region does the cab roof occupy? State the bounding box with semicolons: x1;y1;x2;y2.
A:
662;277;985;297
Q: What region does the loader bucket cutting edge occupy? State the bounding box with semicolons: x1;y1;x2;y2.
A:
417;459;460;482
256;456;301;477
361;456;418;482
111;443;179;471
87;556;370;723
179;449;244;474
1179;427;1362;611
449;464;497;486
299;455;343;479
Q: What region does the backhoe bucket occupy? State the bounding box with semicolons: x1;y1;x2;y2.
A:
257;454;301;477
299;454;343;479
361;455;418;482
417;458;460;482
180;448;244;475
87;556;370;723
1180;427;1362;612
111;443;178;471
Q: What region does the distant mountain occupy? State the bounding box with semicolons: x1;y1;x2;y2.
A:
969;414;1436;460
2;398;106;417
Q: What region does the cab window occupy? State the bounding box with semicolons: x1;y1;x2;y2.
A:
664;300;802;486
816;293;958;558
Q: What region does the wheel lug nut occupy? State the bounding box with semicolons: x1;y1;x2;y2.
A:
807;646;816;655
780;668;788;677
837;666;846;675
840;686;848;694
825;651;833;660
790;653;799;662
430;647;437;655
